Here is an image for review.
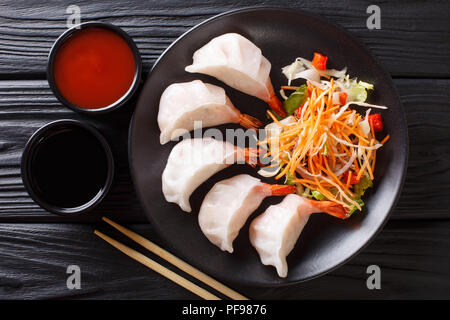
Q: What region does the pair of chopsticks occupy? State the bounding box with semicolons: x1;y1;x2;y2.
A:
94;217;248;300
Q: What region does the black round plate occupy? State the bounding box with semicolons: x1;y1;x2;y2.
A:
129;8;408;286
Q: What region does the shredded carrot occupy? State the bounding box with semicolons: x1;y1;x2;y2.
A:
294;178;318;186
263;72;388;214
364;140;375;180
281;85;300;90
371;150;377;173
370;118;375;138
356;139;374;181
321;160;353;197
380;134;390;145
345;170;352;188
267;110;290;129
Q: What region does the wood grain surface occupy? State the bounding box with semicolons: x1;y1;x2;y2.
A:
1;220;449;299
0;0;449;299
0;0;449;77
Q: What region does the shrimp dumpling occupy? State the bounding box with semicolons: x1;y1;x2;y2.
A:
198;174;295;253
162;138;259;212
249;194;347;277
185;33;285;117
158;80;262;144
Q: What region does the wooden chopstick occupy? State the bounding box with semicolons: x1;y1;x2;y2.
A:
102;217;248;300
94;230;220;300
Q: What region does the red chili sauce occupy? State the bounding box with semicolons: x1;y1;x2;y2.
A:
53;27;136;109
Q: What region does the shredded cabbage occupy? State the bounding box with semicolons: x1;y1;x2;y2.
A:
358;81;374;90
343;79;374;102
282;57;346;85
347;85;368;102
258;117;296;178
359;108;372;135
334;152;357;177
258;165;282;178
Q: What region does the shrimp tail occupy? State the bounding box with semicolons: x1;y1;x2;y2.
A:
307;199;348;219
243;147;262;167
239;113;263;130
265;184;297;196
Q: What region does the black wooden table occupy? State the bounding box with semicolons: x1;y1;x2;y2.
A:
1;0;449;300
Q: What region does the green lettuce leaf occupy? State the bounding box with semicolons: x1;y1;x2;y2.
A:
354;175;373;197
348;197;365;216
346;80;374;103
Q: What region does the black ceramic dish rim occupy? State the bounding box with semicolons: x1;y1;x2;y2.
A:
128;6;409;287
47;21;142;115
21;119;115;215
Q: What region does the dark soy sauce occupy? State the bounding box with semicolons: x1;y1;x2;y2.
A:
30;127;108;208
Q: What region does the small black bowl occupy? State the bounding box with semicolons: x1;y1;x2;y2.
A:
47;22;142;115
21;120;115;215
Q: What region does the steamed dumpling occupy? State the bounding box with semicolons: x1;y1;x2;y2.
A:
162;138;258;212
198;174;295;253
185;33;275;103
158;80;262;144
158;80;237;144
249;194;347;277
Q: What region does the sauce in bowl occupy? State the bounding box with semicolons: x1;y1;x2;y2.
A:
31;126;109;208
52;26;137;110
21;120;115;215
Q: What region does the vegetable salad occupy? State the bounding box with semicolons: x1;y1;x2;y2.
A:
258;53;390;216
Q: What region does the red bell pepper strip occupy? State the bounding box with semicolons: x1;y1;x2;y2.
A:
343;171;360;184
312;52;328;70
339;92;348;105
368;113;384;133
295;101;307;118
